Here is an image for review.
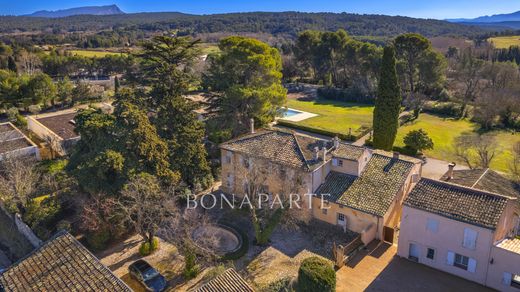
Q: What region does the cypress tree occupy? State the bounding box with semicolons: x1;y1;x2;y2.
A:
114;76;120;94
373;46;401;151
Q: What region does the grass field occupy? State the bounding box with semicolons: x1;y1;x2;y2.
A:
200;43;219;55
69;50;125;57
488;36;520;49
285;99;374;136
395;113;520;174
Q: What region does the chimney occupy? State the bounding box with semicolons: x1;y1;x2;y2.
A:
322;147;327;162
447;162;456;180
313;147;319;160
250;118;255;134
333;137;339;149
392;152;400;160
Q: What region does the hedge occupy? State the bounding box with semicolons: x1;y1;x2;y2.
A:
277;120;372;142
317;87;375;104
297;257;336;292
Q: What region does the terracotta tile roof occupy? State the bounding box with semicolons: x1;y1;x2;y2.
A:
336;154;415;216
405;178;511;230
195;268;254;292
315;171;357;202
220;130;332;171
496;238;520;254
442;168;520;199
0;231;131;292
332;142;365;161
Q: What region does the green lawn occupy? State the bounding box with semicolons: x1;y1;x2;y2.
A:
285;99;374;137
395;113;520;174
69;50;125;58
488;36;520;49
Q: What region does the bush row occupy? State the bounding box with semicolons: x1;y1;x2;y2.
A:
317;87;375;104
422;101;462;118
277;120;371;142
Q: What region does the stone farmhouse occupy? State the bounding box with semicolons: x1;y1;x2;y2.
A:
220;126;422;245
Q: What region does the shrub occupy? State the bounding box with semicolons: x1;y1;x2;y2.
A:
183;249;200;280
422;101;462;117
139;242;151;256
87;228;111;250
297;257;335;292
261;277;294;292
56;220;72;232
151;237;160;251
403;129;434;154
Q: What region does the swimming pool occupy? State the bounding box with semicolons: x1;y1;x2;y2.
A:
282;108;302;118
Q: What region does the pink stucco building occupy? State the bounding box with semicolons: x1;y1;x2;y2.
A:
398;178;520;290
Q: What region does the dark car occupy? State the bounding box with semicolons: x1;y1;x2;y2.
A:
128;260;167;292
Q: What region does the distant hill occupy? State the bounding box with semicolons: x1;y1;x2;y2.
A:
447;11;520;23
27;5;124;18
0;11;489;38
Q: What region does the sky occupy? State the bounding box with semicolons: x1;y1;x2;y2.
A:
2;0;520;19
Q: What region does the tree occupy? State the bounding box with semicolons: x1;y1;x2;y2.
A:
71;81;91;105
510;142;520;182
129;35;211;189
204;36;286;136
297;257;336;292
394;34;445;103
0;158;40;212
114;76;120;94
373;46;401;151
120;173;172;247
67;102;179;194
449;48;485;117
56;77;74;106
24;73;57;106
453;133;498;169
7;56;17;73
17;50;41;75
403;129;434;155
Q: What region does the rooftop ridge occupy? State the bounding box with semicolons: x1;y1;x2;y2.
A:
471;168;490;188
422;177;517;201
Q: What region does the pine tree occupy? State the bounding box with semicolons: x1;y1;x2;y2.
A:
114;76;120;94
373;46;401;151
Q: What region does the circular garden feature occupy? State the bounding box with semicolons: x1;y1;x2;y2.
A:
191;224;243;256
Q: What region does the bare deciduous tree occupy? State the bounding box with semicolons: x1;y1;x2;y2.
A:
510;142;520;182
453;133;498;169
0;158;40;209
17;50;41;75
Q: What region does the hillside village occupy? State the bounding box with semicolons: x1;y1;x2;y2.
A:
1;3;520;292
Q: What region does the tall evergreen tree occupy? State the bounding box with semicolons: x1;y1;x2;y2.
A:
373;46;401;151
114;76;120;94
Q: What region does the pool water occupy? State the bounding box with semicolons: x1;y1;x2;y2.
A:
283;109;302;117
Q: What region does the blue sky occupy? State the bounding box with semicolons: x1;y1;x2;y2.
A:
2;0;520;19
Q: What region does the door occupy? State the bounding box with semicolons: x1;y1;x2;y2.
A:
383;226;394;243
409;243;420;262
337;213;347;231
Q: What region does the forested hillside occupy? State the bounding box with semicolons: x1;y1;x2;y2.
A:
0;11;487;38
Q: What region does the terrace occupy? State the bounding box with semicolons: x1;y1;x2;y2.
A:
0;122;39;161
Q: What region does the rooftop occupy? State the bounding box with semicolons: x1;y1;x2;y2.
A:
0;123;35;155
335;154;415;216
405;178;512;230
315;154;416;216
0;231;131;292
442;168;520;199
332;142;365;161
36;112;79;140
496;238;520;254
220;129;334;171
195;268;254;292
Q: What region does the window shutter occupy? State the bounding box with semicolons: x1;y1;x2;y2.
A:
503;272;512;285
447;251;455;266
426;219;439;233
463;228;478;249
468;258;477;273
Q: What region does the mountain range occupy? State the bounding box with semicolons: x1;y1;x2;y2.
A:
27;4;124;18
447;10;520;29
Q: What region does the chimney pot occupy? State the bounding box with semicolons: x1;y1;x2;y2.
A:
333;137;339;149
313;147;319;160
322;147;327;162
393;152;400;160
250;118;255;134
447;162;456;180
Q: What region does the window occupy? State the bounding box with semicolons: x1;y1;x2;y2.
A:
322;209;328;215
338;213;345;221
426;248;435;260
224;152;232;164
332;158;343;167
454;253;469;270
426;218;439;233
242;157;250;168
463;228;478;250
512;274;520;289
338;159;343;167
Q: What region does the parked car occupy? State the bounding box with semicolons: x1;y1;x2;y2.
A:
128;259;167;292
